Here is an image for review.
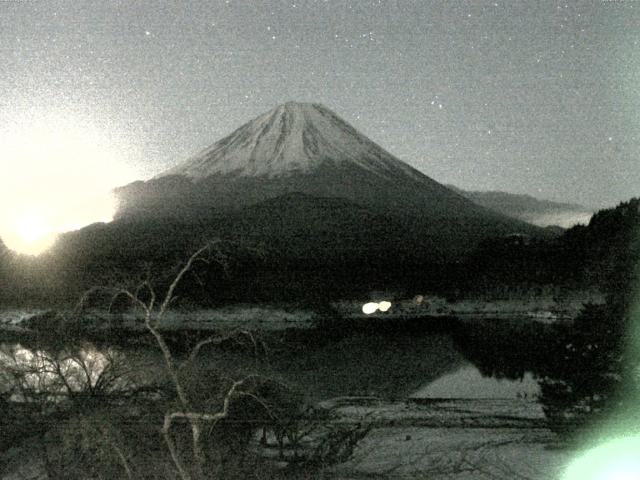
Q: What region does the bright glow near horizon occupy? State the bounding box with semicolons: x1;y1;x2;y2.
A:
362;301;392;314
378;301;392;312
362;302;378;315
562;436;640;480
0;115;136;255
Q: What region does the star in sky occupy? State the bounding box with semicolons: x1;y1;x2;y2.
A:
0;0;638;208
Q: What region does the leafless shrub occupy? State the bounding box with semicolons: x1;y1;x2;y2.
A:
0;342;147;410
3;241;372;480
73;241;305;480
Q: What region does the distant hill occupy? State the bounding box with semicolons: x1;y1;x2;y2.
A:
0;240;8;291
460;198;640;293
560;198;640;290
448;186;593;228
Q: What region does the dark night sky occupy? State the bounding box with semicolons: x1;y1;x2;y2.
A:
1;0;639;208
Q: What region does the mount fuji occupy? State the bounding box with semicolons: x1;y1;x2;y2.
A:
160;101;430;180
35;102;549;302
116;102;537;239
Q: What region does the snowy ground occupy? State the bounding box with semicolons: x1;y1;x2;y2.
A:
334;426;567;480
0;306;319;333
0;310;47;335
251;397;571;479
322;399;570;480
0;447;46;480
0;395;574;480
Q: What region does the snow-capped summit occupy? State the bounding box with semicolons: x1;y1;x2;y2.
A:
159;102;423;181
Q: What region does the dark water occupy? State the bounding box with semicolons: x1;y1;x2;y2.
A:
411;364;540;400
0;330;541;403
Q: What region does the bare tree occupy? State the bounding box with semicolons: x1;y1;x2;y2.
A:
0;343;141;408
77;241;279;480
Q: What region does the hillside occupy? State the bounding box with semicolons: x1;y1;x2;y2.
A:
0;103;558;305
460;198;640;293
449;186;593;228
116;102;543;255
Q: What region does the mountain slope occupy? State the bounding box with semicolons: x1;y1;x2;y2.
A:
159;102;427;181
449;186;593;228
115;102;541;253
16;101;556;303
39;192;436;303
118;102;480;220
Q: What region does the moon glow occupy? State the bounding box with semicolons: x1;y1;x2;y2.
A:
0;115;134;255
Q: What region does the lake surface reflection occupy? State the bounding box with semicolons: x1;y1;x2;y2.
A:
411;364;540;400
0;341;161;403
1;330;542;404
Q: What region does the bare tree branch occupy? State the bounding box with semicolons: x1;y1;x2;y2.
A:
158;241;220;318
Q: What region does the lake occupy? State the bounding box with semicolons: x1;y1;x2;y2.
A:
0;312;573;479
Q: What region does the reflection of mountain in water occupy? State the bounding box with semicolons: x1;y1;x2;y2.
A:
199;326;545;402
411;364;540;400
0;318;552;404
198;333;467;402
449;318;560;382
